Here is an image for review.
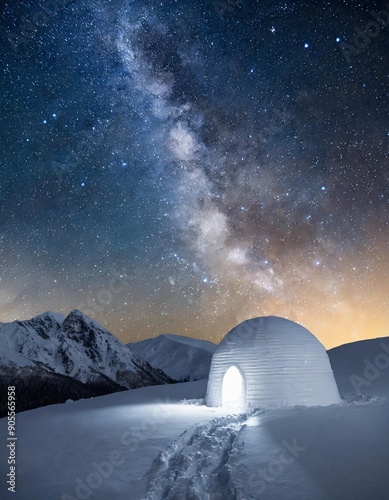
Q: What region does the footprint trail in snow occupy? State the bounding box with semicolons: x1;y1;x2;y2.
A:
143;411;263;500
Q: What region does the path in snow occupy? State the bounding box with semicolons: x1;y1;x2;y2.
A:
143;411;264;500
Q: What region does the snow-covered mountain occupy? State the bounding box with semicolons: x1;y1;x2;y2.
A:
0;310;173;415
0;311;64;373
127;334;217;381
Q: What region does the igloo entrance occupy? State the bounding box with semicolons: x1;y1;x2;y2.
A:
222;365;245;408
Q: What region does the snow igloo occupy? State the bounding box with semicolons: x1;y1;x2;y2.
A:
206;316;341;409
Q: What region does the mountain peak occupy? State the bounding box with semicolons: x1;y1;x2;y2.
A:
67;309;90;320
34;311;66;325
63;309;106;334
0;308;173;399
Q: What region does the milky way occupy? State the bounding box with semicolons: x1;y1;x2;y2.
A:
0;0;388;347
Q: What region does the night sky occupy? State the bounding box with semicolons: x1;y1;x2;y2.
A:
0;0;388;348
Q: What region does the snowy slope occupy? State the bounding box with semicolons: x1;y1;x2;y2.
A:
0;310;172;390
0;380;216;500
0;372;388;500
0;344;36;372
232;402;389;500
128;334;216;381
328;336;389;398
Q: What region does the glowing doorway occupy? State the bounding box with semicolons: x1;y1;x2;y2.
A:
222;366;245;408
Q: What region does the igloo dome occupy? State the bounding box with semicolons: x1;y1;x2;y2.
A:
206;316;341;409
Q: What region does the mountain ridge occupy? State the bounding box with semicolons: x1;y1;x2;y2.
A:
0;309;173;415
128;333;217;382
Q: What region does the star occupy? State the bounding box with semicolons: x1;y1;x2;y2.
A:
0;0;386;351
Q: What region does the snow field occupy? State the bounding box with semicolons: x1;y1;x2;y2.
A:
0;380;219;500
144;412;253;500
1;377;389;499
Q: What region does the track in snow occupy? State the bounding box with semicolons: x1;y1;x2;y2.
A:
143;411;263;500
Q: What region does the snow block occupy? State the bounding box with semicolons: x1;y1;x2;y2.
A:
206;316;341;408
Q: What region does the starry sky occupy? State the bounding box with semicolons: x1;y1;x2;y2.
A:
0;0;388;348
